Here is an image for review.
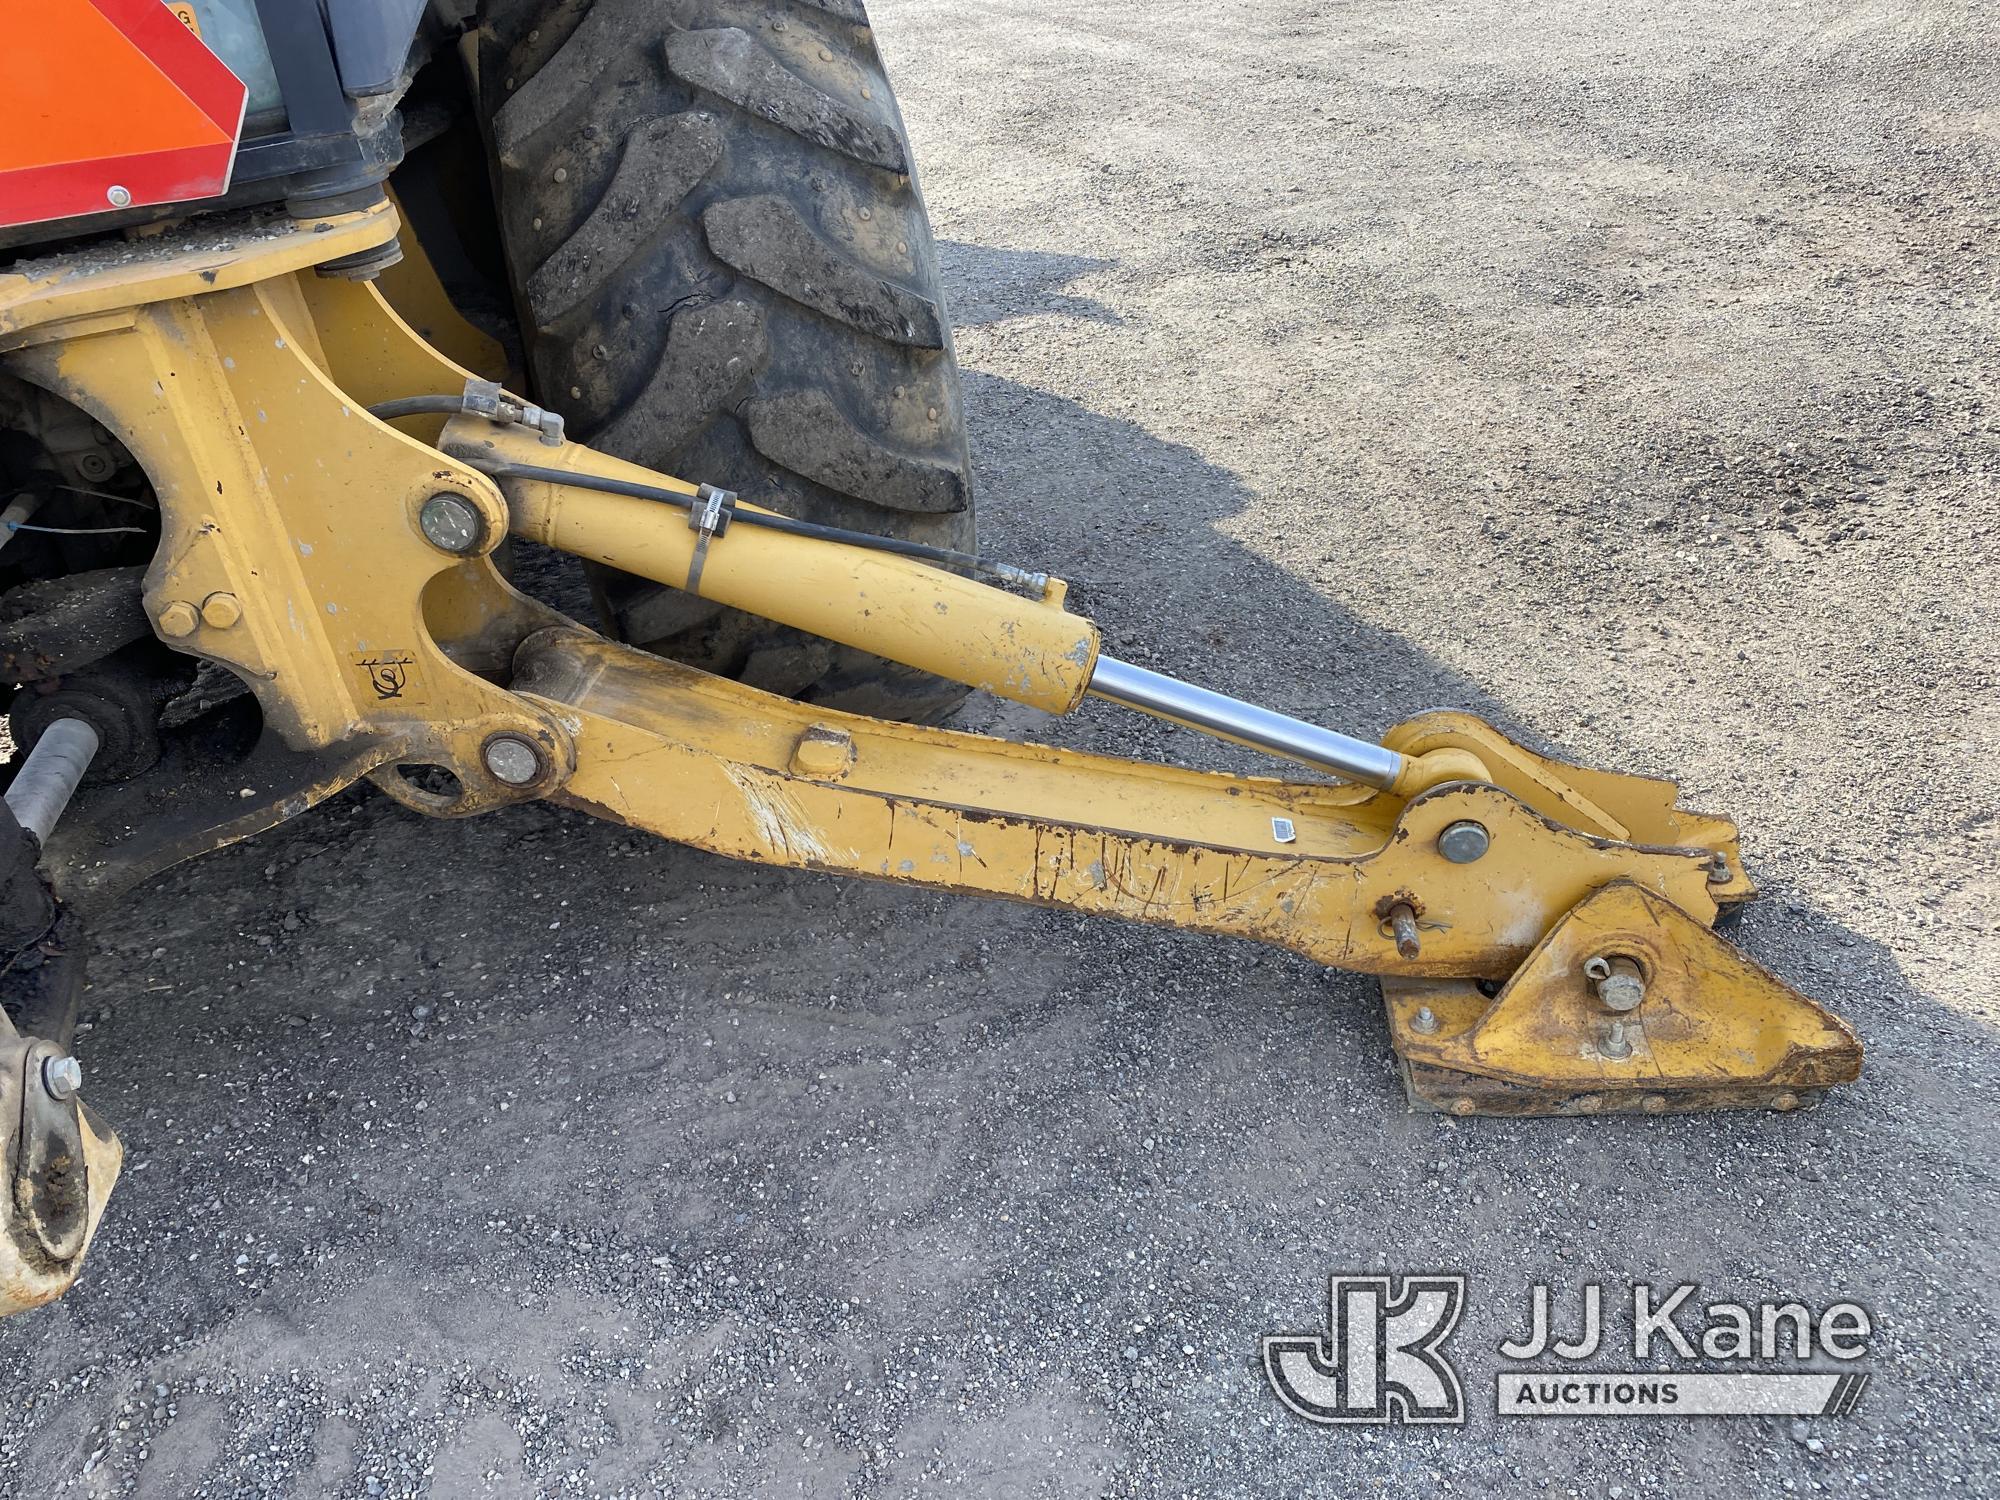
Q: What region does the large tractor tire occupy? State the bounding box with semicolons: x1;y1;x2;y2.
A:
479;0;974;721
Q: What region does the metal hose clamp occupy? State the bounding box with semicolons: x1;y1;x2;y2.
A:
683;483;738;595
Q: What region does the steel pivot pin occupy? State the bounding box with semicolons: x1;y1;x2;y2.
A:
1437;820;1490;863
419;493;484;554
483;735;542;786
1584;954;1646;1012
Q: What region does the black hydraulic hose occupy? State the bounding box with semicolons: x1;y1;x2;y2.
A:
366;394;1050;590
470;457;1048;591
367;395;468;421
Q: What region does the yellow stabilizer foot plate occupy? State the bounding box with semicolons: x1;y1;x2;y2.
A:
1382;880;1862;1117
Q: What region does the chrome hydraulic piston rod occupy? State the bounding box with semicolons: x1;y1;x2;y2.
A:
4;718;99;845
1088;655;1408;789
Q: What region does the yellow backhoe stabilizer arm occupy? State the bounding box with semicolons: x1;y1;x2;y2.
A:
0;208;1861;1311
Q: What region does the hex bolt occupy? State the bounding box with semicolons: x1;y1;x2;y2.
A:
418;493;484;554
1583;954;1646;1012
41;1055;82;1102
1412;1005;1439;1035
1436;820;1490;863
1387;902;1421;960
200;591;242;628
157;600;199;637
483;735;542;786
1600;1019;1632;1060
1707;851;1732;884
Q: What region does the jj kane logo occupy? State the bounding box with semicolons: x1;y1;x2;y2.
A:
1262;1275;1467;1424
1264;1276;1872;1426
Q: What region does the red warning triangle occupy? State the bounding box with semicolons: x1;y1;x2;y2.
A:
1;0;247;229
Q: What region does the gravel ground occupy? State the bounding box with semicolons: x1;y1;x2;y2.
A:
4;0;1997;1495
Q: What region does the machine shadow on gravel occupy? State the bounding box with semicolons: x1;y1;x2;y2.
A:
939;242;1126;329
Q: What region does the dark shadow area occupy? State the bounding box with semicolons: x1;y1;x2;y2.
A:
938;241;1125;329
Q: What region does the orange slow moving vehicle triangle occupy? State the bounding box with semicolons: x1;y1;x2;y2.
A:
0;0;247;229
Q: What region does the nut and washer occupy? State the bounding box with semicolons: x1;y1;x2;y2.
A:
418;492;485;554
42;1055;82;1101
1600;1020;1633;1060
1436;819;1490;863
1411;1005;1439;1035
482;734;543;786
1707;851;1733;884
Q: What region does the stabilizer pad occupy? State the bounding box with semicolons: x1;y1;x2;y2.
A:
1382;880;1862;1117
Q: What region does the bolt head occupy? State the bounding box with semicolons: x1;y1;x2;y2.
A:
1436;819;1490;863
483;735;542;786
418;493;484;554
157;600;199;637
200;591;242;628
42;1055;82;1101
791;727;855;778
